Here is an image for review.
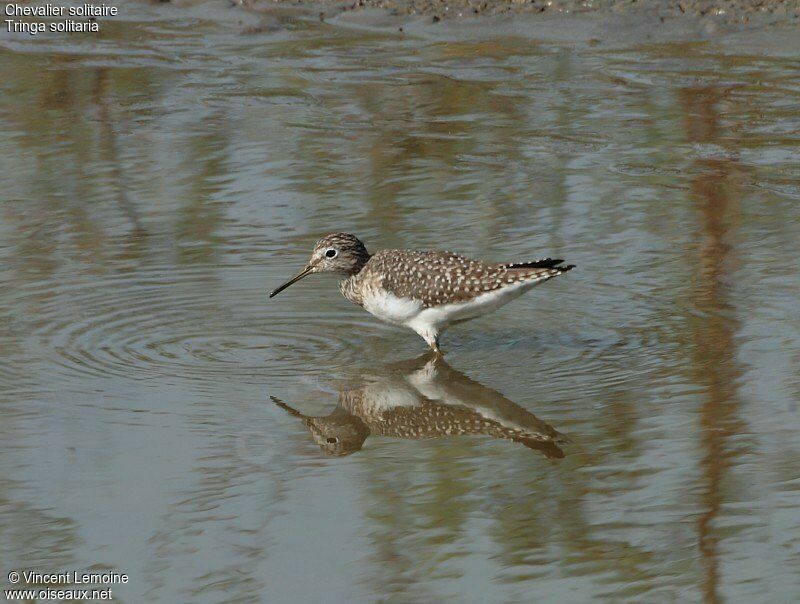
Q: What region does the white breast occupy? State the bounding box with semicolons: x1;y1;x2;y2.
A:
362;288;423;326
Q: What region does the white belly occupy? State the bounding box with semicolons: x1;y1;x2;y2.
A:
362;280;541;346
410;280;537;332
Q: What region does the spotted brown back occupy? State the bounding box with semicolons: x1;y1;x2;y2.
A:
358;249;574;308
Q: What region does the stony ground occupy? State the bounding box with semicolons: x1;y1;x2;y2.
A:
252;0;800;21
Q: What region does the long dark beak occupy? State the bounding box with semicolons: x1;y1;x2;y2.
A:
269;265;314;298
270;396;306;418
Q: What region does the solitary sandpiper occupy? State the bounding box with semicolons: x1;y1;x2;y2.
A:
270;233;574;354
272;354;568;457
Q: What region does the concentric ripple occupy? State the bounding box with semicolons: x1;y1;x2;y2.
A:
15;265;383;385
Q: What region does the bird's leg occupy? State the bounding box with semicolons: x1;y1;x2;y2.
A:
414;326;444;356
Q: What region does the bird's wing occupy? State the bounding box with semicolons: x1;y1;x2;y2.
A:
366;250;573;308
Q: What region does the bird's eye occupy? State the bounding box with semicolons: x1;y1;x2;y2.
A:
326;437;338;444
325;249;337;258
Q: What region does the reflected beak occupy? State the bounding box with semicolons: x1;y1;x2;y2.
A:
269;265;314;298
270;396;306;418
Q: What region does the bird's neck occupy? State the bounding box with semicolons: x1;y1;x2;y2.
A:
339;253;371;306
339;273;362;306
351;253;371;276
340;254;370;280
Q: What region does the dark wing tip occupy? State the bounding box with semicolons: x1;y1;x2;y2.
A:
504;258;567;269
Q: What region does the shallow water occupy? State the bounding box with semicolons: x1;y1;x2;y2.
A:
1;3;800;602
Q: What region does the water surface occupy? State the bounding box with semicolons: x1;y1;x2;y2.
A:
1;3;799;602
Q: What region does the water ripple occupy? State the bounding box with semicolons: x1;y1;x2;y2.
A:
16;267;381;384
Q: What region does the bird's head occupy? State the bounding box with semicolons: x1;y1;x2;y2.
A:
305;415;370;457
269;233;369;298
271;396;370;457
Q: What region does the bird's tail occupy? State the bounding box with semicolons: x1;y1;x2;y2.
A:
505;261;575;286
512;436;566;459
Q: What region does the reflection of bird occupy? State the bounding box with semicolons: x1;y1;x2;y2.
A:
272;355;569;458
270;233;574;354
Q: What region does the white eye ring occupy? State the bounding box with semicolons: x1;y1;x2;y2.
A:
325;249;337;258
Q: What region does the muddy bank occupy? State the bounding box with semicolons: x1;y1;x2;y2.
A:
247;0;800;22
229;0;800;47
